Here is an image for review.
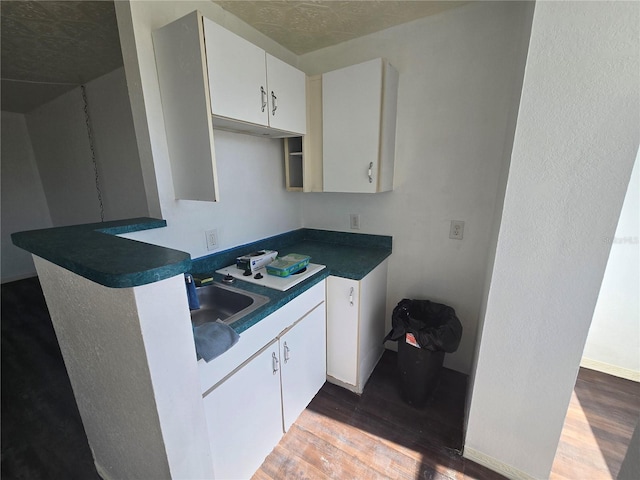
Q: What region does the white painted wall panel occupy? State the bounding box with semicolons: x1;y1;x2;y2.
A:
24;68;147;227
26;88;102;226
298;1;533;374
465;2;639;478
582;153;639;380
1;111;53;282
85;68;149;220
34;257;213;479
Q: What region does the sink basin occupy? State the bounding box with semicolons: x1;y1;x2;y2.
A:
190;282;269;326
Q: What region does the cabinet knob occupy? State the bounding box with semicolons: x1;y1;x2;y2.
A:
271;91;278;116
368;162;373;183
261;86;267;113
272;351;279;374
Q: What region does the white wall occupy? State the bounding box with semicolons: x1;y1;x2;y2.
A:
25;68;148;226
34;257;213;479
297;1;533;374
27;88;102;225
465;2;639;479
1;111;53;282
115;1;302;258
84;67;149;221
582;152;639;381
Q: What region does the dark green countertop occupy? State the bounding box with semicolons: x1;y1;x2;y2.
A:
11;217;191;288
12;218;391;334
191;228;392;281
190;229;392;334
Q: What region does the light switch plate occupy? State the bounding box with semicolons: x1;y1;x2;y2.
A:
350;214;360;230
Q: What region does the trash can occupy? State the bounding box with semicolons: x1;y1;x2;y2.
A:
384;299;463;407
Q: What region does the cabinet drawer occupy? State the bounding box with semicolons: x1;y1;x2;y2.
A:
198;280;325;394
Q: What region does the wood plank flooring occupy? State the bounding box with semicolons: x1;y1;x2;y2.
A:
2;277;638;480
255;354;640;480
254;351;505;480
550;367;640;480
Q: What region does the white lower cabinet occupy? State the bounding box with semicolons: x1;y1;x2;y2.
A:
203;298;326;479
203;342;283;480
326;259;389;394
280;304;326;431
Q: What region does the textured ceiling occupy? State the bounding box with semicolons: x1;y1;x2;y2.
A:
1;0;123;113
214;1;469;55
1;1;468;114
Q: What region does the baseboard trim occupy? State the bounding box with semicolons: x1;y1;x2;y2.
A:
463;447;537;480
1;272;38;284
95;461;112;480
580;358;640;382
326;375;362;394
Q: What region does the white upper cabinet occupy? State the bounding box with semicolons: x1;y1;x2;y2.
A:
322;58;399;193
203;17;269;127
266;54;307;134
153;11;307;200
202;17;306;136
153;11;219;201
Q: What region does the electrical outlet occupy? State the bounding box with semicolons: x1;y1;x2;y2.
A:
205;229;218;250
350;214;360;230
449;220;464;240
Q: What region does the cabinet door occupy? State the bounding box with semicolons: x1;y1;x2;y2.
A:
357;259;388;390
203;341;283;480
326;276;359;386
322;58;383;193
203;18;269;127
280;303;327;431
266;54;307;134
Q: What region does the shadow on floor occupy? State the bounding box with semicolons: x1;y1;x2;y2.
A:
254;349;479;479
1;277;100;480
2;276;501;480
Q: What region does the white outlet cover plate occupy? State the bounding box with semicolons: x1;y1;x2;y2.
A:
449;220;464;240
205;229;218;250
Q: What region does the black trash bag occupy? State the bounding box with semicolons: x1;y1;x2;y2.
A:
384;298;463;353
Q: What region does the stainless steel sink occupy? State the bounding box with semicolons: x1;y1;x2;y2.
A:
190;282;269;326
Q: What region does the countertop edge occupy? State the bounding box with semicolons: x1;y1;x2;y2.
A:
12;222;391;290
12;217;192;288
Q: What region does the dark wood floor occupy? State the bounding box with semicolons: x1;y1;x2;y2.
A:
1;277;100;480
2;276;638;480
254;351;504;480
550;367;640;480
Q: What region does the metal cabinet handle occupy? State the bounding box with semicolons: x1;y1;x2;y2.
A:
261;86;267;112
283;342;290;363
349;287;354;306
368;162;373;183
272;351;279;374
271;91;278;115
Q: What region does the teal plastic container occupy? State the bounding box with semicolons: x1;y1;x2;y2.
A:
265;253;311;277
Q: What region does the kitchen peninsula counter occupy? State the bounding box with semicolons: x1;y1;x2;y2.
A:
12;219;391;335
12;220;392;479
11;217;190;288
